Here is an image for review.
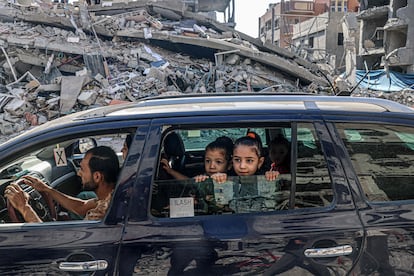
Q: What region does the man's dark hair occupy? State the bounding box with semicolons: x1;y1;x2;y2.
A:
86;146;120;185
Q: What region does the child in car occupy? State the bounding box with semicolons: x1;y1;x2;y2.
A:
211;132;279;183
266;135;290;176
193;136;234;183
210;132;281;213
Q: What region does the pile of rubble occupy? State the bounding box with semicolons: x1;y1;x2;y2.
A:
0;0;332;143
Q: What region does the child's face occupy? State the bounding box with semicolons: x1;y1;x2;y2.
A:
269;144;288;165
204;148;230;176
232;145;264;176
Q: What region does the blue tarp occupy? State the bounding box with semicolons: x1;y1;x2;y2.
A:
355;70;414;92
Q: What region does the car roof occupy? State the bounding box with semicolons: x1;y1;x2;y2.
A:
85;93;414;118
4;93;414;146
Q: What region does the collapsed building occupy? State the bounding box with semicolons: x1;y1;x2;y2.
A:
0;0;333;143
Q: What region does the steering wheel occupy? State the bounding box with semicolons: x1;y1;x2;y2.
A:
6;178;57;223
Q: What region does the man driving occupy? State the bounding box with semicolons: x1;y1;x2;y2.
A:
4;146;120;222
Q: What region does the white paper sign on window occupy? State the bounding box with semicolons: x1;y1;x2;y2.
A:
54;147;68;167
169;197;194;218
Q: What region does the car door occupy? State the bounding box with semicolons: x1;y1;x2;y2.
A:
0;120;148;275
123;115;366;275
331;120;414;275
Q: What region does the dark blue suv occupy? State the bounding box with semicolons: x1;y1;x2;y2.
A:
0;93;414;275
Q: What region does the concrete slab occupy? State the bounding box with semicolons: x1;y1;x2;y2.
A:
60;76;86;113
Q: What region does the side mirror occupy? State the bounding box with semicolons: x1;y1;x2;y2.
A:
72;138;97;167
75;138;97;154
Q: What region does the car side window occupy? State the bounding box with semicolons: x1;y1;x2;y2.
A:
294;123;333;208
336;123;414;202
150;123;333;218
0;131;133;223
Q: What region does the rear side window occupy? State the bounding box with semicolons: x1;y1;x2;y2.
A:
150;123;333;218
336;123;414;202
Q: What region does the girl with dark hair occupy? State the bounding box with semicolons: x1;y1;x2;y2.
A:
212;133;279;182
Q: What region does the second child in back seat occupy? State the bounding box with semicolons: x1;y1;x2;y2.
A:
162;136;234;181
266;135;290;175
194;136;234;183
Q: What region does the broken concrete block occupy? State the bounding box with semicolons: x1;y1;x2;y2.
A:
4;112;22;123
199;86;207;93
233;74;243;82
364;40;375;49
215;79;225;92
127;59;139;68
10;88;25;98
76;67;88;76
47;97;60;109
94;73;109;88
4;98;31;116
225;54;240;65
38;114;48;124
243;58;252;65
33;37;49;48
78;90;98;106
0;120;14;135
146;67;165;82
46;110;60;120
186;71;195;80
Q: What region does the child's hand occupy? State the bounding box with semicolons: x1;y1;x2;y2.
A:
265;170;280;181
160;158;172;173
211;173;227;183
194;174;209;183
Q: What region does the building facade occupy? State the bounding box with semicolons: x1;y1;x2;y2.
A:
259;0;359;73
259;1;325;48
357;0;414;73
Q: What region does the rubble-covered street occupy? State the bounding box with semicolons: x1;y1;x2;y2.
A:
1;0;413;144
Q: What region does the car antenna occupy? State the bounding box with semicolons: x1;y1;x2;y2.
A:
336;70;371;96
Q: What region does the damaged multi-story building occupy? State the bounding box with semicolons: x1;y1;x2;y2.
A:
357;0;414;73
259;0;414;93
259;0;360;74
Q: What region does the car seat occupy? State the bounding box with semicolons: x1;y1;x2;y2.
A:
163;132;186;173
157;131;187;181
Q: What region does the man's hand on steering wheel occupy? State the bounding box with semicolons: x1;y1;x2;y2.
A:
4;183;30;214
4;175;56;223
20;175;52;193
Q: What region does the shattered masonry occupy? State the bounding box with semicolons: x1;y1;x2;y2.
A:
0;0;331;143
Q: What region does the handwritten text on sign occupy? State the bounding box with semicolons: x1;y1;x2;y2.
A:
169;197;194;218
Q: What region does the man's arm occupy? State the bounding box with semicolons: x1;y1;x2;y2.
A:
22;175;97;217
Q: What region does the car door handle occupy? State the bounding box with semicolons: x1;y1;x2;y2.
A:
58;260;108;272
304;245;353;258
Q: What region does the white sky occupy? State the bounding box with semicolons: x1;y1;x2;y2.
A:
233;0;280;38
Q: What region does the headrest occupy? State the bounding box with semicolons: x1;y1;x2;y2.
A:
164;132;185;157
